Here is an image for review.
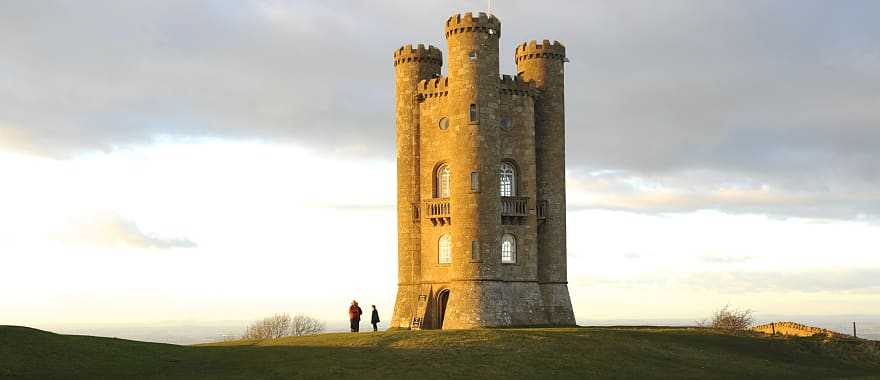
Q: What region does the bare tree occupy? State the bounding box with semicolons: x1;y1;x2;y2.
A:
291;314;325;336
242;313;293;340
241;313;325;340
696;304;754;331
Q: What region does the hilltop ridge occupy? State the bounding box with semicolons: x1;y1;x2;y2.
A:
1;325;878;379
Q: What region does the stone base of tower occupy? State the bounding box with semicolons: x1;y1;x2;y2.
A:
390;284;420;329
539;283;577;326
392;281;573;329
436;280;551;329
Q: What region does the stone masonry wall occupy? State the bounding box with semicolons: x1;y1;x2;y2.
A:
752;322;846;338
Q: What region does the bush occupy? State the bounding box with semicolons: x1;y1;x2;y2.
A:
291;314;325;336
242;313;325;340
697;305;754;331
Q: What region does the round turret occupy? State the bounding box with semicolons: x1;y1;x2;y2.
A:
515;39;572;326
393;44;443;67
514;40;566;63
444;12;501;39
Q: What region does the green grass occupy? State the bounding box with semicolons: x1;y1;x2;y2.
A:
1;325;878;379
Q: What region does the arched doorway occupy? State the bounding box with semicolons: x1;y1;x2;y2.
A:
436;289;450;329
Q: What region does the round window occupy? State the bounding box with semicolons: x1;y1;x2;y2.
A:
439;117;449;130
500;117;512;130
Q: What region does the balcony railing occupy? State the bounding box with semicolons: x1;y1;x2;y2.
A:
501;196;529;218
424;198;451;225
537;200;549;221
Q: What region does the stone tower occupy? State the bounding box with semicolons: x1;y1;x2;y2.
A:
391;12;575;329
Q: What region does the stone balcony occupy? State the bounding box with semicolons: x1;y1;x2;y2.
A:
424;198;451;225
501;196;528;224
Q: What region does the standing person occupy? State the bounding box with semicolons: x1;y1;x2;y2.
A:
370;305;380;332
348;300;363;333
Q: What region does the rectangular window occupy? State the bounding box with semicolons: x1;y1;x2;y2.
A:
471;240;479;261
469;104;478;123
470;171;479;192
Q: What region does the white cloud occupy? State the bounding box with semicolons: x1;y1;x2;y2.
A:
54;213;196;250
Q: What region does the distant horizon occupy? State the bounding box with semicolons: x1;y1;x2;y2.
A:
19;314;879;345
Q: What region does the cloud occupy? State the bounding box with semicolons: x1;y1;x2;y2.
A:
55;213;196;250
1;1;879;220
701;255;753;264
683;269;880;293
576;267;880;294
566;170;880;221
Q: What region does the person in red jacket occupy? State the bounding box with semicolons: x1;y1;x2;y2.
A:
348;300;363;332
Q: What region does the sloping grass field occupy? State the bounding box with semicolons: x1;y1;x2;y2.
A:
1;325;878;379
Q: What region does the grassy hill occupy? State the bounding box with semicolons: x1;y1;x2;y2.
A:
1;325;878;379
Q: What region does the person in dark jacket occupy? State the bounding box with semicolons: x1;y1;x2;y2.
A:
348;300;363;332
370;305;380;332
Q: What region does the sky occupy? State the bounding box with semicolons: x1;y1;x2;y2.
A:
1;0;878;326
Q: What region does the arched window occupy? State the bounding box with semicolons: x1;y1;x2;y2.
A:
499;162;516;197
501;234;516;263
469;104;478;122
436;164;451;198
439;234;452;264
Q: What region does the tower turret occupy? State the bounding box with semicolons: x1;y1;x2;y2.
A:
441;12;506;328
515;40;576;325
391;44;442;328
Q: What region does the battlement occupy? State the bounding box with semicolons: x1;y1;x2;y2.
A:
500;74;536;97
393;44;443;67
416;76;449;100
444;12;501;38
515;40;566;63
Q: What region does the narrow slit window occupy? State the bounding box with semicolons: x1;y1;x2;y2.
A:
471;240;479;261
470;171;479;192
469;104;478;123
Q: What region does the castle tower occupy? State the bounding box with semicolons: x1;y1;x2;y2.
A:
391;44;442;327
516;40;577;325
391;13;575;329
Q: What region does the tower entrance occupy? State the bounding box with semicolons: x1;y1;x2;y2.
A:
436;289;450;329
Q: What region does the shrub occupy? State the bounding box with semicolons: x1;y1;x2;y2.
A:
697;305;754;331
291;314;325;336
242;313;325;340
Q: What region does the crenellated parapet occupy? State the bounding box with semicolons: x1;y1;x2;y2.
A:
515;40;566;63
500;74;536;97
393;44;443;67
416;76;449;100
444;12;501;38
